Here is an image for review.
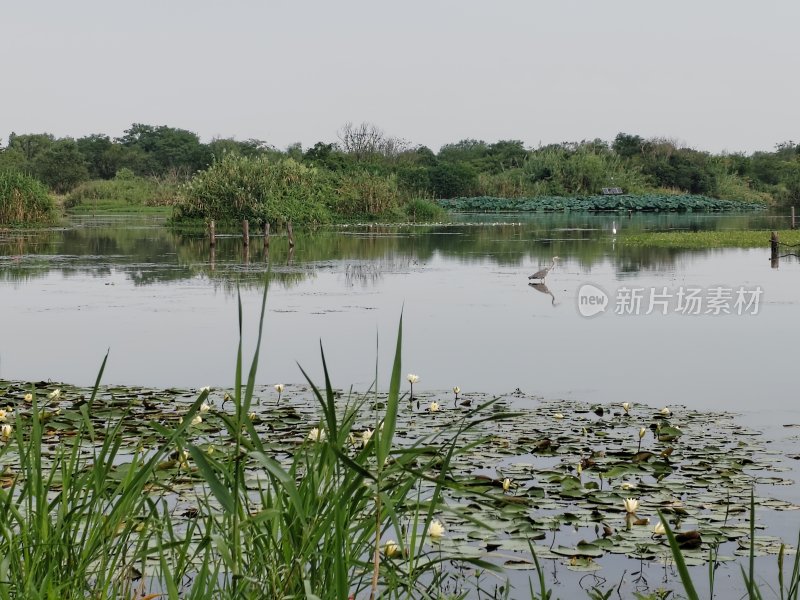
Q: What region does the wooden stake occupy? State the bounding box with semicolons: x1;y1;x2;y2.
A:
263;221;270;248
792;206;796;230
242;219;249;246
771;231;779;268
287;220;295;248
209;220;216;247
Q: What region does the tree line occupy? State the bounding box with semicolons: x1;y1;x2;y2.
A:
1;122;799;204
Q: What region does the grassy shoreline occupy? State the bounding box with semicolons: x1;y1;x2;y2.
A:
620;229;800;248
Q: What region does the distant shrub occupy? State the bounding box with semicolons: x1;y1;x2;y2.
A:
0;170;55;225
65;175;180;209
327;170;403;219
403;198;445;222
174;154;330;225
714;173;774;204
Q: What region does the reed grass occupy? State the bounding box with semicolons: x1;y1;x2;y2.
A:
0;283;510;599
0;170;54;225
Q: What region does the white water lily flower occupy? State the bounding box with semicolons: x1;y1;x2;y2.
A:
308;427;326;442
199;402;211;414
248;412;257;421
274;384;284;394
199;386;210;393
653;522;666;536
620;482;637;491
407;374;419;384
384;539;400;558
453;386;460;395
623;498;640;514
429;402;440;413
24;393;33;402
502;478;511;492
639;427;647;440
362;429;373;446
553;413;564;420
1;424;11;440
429;519;445;538
622;402;631;414
660;407;671;416
0;409;9;422
48;389;61;400
191;415;203;426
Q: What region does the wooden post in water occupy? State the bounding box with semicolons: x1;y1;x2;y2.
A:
209;220;216;247
263;221;270;248
771;231;779;268
242;219;249;246
792;206;796;230
287;220;295;248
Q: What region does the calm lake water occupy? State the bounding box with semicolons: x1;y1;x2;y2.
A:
2;211;800;596
1;212;796;418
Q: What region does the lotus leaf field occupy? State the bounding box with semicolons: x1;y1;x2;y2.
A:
436;194;767;213
0;375;794;597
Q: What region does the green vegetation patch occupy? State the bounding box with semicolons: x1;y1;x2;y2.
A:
437;194;767;213
0;379;792;594
174;154;331;225
0;170;55;225
65;169;180;211
622;229;800;249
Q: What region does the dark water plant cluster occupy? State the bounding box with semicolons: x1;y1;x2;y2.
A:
437;194;766;213
0;286;798;598
0;297;513;599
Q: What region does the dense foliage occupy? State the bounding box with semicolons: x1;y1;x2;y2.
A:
437;194;765;212
0;170;54;225
175;155;330;224
65;168;180;208
174;154;444;224
1;122;798;220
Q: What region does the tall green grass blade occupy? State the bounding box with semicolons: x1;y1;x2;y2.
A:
187;445;235;514
658;511;700;600
378;312;402;468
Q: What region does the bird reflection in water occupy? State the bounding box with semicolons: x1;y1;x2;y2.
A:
528;281;557;306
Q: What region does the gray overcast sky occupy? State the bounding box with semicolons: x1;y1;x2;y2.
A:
3;0;798;154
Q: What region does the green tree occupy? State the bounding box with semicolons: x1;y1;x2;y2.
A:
32;139;89;193
429;162;477;198
118;123;212;176
207;137;270;159
612;133;645;158
76;134;119;179
7;132;54;162
438;139;490;166
487;140;528;173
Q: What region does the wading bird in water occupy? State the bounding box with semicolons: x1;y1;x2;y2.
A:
528;256;559;282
